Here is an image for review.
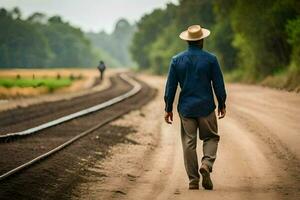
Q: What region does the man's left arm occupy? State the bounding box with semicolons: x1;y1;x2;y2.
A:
164;58;178;124
211;56;227;119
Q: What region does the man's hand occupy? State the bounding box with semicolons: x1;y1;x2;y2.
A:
164;112;173;124
218;108;226;119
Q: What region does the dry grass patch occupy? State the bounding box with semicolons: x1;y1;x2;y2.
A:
0;69;99;98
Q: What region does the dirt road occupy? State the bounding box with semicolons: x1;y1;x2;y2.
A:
73;76;300;200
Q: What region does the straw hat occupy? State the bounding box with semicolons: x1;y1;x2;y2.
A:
179;25;210;41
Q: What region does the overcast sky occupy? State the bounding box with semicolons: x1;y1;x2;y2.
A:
0;0;177;33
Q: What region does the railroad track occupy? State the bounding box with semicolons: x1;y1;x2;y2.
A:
0;73;152;182
0;73;130;135
0;74;140;142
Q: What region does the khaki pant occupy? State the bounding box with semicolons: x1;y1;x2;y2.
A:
180;111;219;185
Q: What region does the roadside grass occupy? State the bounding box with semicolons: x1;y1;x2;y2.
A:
0;77;73;92
224;68;245;83
225;67;300;92
261;70;300;92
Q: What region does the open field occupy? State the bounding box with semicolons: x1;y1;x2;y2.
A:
0;77;73;91
0;69;100;98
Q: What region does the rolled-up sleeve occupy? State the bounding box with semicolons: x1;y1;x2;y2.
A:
164;58;178;112
211;56;227;110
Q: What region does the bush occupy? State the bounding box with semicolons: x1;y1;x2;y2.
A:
286;17;300;71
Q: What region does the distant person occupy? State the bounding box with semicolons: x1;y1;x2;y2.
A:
164;25;227;190
97;60;106;80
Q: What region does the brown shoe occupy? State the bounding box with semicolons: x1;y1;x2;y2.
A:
199;164;213;190
189;184;199;190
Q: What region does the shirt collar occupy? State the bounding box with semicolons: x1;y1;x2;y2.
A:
188;44;203;51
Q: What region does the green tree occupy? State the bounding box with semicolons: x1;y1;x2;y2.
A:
130;0;300;90
286;17;300;70
285;16;300;89
211;0;238;71
0;8;51;68
130;0;216;73
130;3;177;69
86;19;136;67
230;0;298;79
0;8;98;68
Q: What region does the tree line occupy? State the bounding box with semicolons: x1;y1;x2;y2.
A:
130;0;300;89
0;7;97;68
86;19;136;67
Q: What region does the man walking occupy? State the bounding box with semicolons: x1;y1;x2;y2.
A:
97;60;106;81
164;25;227;190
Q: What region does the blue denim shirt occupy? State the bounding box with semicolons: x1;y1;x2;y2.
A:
164;44;227;117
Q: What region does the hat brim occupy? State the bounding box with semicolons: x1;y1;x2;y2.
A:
179;28;210;41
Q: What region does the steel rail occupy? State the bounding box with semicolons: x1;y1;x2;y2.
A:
0;73;142;181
